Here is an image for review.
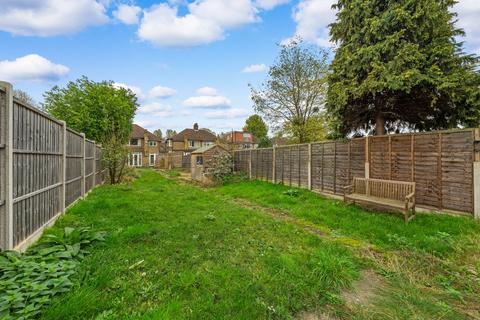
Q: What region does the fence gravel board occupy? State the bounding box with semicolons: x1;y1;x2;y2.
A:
234;129;478;215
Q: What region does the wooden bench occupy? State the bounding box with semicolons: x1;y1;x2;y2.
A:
344;178;416;222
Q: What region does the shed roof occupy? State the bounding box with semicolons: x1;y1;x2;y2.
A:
191;144;227;154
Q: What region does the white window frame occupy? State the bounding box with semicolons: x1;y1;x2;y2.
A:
189;140;195;147
130;152;142;167
149;141;157;147
149;153;157;166
130;138;140;146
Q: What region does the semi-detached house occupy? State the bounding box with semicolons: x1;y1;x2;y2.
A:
127;124;165;167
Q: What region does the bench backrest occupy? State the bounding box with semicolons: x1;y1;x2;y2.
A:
353;178;415;201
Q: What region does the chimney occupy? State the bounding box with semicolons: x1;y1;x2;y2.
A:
193;123;199;131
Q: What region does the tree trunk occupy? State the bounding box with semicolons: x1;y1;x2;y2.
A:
375;113;386;135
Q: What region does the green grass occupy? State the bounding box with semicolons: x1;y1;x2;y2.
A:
217;180;480;257
37;170;480;319
40;170;359;319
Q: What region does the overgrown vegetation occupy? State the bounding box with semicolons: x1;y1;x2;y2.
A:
0;228;105;319
206;153;234;183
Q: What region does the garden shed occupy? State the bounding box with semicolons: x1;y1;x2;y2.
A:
191;144;229;182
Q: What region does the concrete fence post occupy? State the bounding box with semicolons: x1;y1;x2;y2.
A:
60;121;67;213
1;82;14;249
81;133;86;197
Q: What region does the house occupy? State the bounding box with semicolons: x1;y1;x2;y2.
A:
166;123;217;155
191;144;229;182
127;124;165;167
222;131;259;150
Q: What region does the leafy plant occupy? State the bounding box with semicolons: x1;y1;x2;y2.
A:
206;153;233;184
0;227;105;319
283;189;299;197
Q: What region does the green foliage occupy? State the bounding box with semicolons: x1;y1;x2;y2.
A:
0;228;105;320
251;39;330;143
243;114;268;140
43;77;138;183
282;189;299;197
258;136;273;148
206;153;233;183
327;0;480;136
153;129;162;139
165;129;177;139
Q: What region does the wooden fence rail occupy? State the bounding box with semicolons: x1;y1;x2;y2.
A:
234;129;480;218
0;82;106;251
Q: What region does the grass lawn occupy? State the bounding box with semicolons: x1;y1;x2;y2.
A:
39;170;480;319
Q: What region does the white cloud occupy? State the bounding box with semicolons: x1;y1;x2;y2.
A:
196;86;219;96
188;0;258;28
138;102;174;117
454;0;480;54
138;4;224;47
205;108;250;119
113;4;141;25
138;0;282;47
0;54;69;83
285;0;336;47
255;0;290;10
183;95;231;108
113;82;146;100
0;0;108;36
149;85;177;99
242;63;267;73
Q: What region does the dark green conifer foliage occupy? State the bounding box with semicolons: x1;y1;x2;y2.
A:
327;0;480;136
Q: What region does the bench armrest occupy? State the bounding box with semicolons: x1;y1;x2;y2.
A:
405;192;415;201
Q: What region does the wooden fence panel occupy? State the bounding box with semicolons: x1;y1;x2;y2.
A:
413;133;441;208
350;138;366;179
311;143;324;191
95;146;104;185
441;131;473;213
233;129;477;215
85;140;95;194
391;135;413;182
11;100;64;247
66;129;84;207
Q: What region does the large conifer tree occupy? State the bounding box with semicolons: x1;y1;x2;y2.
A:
327;0;480;136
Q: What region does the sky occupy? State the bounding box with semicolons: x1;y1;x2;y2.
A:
0;0;479;135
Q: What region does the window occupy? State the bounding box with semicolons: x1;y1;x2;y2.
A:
196;156;203;165
203;141;213;146
149;154;156;166
130;139;140;146
167;140;172;147
149;141;157;147
189;140;195;147
243;133;251;142
129;153;142;167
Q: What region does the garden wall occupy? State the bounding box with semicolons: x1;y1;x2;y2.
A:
0;82;106;250
234;129;480;217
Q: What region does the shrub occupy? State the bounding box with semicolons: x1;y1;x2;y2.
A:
206;153;233;183
0;228;106;319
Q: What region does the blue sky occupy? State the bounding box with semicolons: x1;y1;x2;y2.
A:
0;0;479;134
